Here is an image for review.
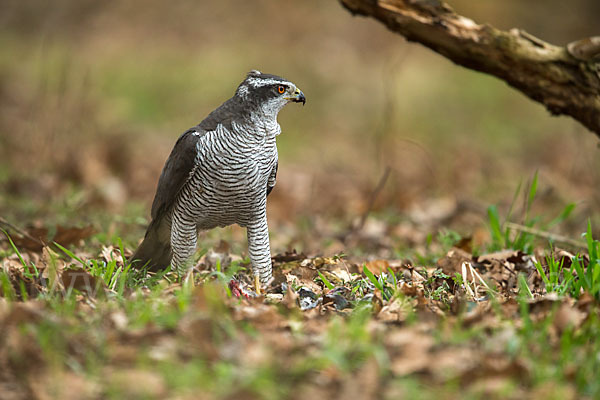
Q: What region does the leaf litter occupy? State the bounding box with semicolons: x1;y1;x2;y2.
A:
0;224;599;399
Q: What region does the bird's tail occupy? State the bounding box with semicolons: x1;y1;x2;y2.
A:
128;217;172;271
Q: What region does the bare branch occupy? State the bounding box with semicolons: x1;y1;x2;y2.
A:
339;0;600;137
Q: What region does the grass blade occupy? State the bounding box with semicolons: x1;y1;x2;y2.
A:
487;205;504;249
518;274;534;299
526;171;538;214
388;267;397;289
535;260;549;288
585;220;597;261
548;203;576;228
317;270;335;290
2;229;27;268
504;178;523;227
363;264;384;292
0;271;16;301
54;242;85;265
572;258;590;293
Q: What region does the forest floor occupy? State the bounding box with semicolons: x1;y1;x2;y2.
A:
1;176;599;400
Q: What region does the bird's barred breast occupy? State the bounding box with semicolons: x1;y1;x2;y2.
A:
177;123;277;230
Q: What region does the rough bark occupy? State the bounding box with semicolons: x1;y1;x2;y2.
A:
339;0;600;138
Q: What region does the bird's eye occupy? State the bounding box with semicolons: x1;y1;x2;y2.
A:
277;85;286;94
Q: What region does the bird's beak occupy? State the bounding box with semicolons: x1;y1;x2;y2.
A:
289;88;306;105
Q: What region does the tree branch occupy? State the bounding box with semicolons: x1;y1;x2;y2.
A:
339;0;600;137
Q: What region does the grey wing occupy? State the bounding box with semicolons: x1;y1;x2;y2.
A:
266;161;278;196
151;95;240;219
150;129;204;220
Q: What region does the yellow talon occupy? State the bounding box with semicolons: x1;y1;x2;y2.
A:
254;275;262;295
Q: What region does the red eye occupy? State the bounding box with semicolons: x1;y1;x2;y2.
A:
277;85;285;94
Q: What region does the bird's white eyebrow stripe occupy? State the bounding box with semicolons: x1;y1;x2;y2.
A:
246;77;291;88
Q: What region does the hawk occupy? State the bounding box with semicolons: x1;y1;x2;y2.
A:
129;70;305;290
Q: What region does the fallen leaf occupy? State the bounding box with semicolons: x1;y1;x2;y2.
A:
60;268;104;296
364;259;389;275
53;225;95;247
553;301;586;334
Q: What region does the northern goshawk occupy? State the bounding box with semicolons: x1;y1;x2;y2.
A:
130;70;305;289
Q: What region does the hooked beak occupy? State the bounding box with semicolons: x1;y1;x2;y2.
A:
289;87;306;105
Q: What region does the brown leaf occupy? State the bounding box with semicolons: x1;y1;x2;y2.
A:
9;226;48;252
178;315;220;360
53;225;95;247
553;301;586;334
371;289;384;315
41;246;64;289
387;328;434;376
338;357;380;400
282;281;299;310
4;224;95;253
477;250;519;264
104;369;167;398
29;371;100;400
364;259;389;275
437;248;472;277
2;300;48;327
454;235;473;253
430;347;479;381
60;268;104;296
378;296;411;322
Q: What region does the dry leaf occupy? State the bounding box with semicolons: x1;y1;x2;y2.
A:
364;259;390;275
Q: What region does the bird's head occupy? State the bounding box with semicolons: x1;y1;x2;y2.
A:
235;70;305;117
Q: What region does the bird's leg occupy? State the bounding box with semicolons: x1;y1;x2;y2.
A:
246;212;272;294
170;212;198;278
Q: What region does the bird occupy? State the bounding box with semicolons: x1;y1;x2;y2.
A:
129;70;305;292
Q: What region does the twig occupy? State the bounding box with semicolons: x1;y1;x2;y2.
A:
356;166;391;231
461;262;475;298
505;221;587;249
461;261;495;301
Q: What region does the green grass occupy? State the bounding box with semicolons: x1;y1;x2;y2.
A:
1;181;599;399
2;228;600;399
487;171;579;253
532;221;600;300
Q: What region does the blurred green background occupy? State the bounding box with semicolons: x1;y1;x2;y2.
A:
0;0;598;251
